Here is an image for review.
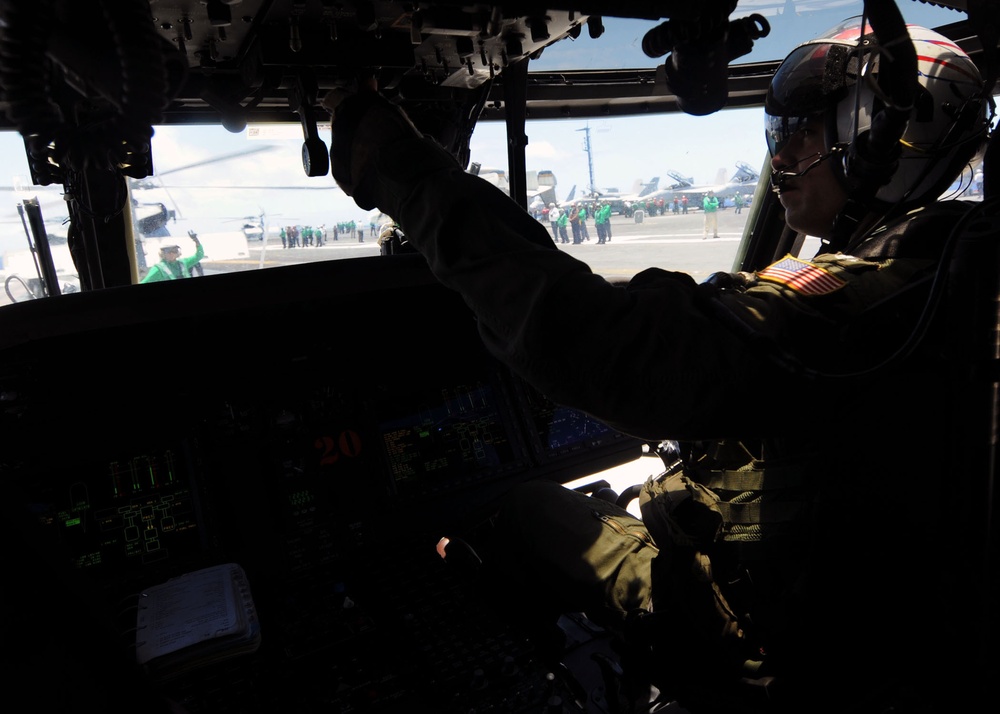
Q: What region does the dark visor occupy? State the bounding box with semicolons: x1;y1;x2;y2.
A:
765;41;856;117
763;37;868;158
765;114;815;157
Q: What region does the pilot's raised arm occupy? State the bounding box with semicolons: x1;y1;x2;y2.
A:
330;89;776;440
327;17;984;443
329;18;992;714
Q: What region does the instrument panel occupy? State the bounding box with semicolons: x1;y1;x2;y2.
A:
1;254;641;711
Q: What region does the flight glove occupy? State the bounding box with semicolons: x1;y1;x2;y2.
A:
325;89;422;209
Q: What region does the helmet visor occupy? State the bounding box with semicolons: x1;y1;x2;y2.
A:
765;114;816;157
765;41;858;119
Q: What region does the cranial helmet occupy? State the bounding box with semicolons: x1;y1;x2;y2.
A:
765;18;989;209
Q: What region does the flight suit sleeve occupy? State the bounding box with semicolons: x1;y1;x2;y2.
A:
180;242;205;272
363;136;931;440
709;252;938;376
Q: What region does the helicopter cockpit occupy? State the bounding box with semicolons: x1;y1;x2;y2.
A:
0;2;996;712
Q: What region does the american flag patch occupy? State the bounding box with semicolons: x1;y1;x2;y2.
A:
756;256;845;295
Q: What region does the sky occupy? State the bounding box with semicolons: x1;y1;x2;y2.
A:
0;1;969;251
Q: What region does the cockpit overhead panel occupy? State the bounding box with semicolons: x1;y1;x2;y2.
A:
0;2;594;126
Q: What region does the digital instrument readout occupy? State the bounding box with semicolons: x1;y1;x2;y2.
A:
378;381;522;495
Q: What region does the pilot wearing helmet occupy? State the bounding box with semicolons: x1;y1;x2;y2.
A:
140;230;204;283
328;15;992;713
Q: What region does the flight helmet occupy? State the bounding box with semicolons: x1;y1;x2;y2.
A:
765;18;989;210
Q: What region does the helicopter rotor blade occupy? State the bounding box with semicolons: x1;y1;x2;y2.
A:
152;145;280;178
163;185;339;191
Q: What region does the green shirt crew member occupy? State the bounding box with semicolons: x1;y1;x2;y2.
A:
140;231;204;283
577;204;590;242
702;190;720;239
556;209;569;244
595;202;612;244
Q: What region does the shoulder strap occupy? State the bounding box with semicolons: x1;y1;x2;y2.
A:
851;202;974;261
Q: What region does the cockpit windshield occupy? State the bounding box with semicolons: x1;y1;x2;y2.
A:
0;1;973;305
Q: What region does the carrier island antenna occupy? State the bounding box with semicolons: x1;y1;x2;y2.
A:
576;124;597;197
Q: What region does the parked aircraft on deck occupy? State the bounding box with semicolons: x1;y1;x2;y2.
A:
584;177;660;202
529;184;578;214
652;162;761;203
472;164;560;208
572;178;661;214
